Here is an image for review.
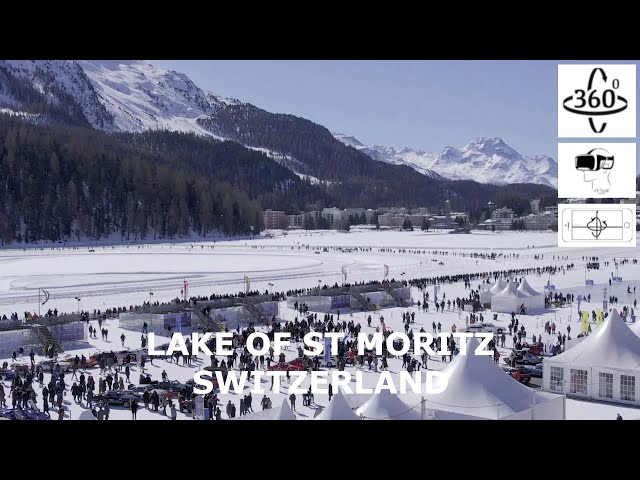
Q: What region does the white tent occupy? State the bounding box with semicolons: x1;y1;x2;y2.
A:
489;277;508;294
355;389;421;420
517;278;545;311
517;277;539;296
630;320;640;338
232;399;297;420
274;399;297;420
315;390;360;420
425;337;565;420
491;279;529;314
78;410;97;421
543;309;640;406
480;277;507;307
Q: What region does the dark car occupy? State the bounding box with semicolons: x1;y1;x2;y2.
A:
152;380;188;392
502;366;531;384
522;363;543;378
128;384;156;394
520;352;543;365
94;390;141;408
0;406;50;421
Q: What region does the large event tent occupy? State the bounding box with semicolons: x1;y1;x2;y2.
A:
233;399;297;420
314;390;360;420
355;389;421;420
491;279;529;314
425;337;565;420
490;277;508;294
517;277;545;310
480;277;508;307
543;309;640;406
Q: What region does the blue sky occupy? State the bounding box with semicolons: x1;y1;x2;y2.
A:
150;60;638;167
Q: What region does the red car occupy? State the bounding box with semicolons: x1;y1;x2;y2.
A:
522;344;544;356
268;359;306;371
502;366;531;384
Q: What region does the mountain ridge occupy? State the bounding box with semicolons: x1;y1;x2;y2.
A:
0;59;558;246
333;133;557;188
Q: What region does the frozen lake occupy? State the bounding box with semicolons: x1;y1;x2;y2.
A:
2;228;639;420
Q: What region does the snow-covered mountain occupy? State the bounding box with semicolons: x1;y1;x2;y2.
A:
76;60;241;135
0;60;556;189
0;60;241;136
333;133;557;188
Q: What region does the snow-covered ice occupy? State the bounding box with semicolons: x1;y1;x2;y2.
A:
1;228;639;420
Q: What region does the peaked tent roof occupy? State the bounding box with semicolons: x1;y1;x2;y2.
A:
355;389;421;420
630;320;640;338
489;277;508;294
545;309;640;369
315;390;360;420
424;336;538;419
494;279;528;298
517;278;541;296
274;399;296;420
78;410;97;420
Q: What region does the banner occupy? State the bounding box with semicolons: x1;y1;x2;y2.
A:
323;336;332;363
383;265;389;278
434;285;440;302
244;275;251;294
194;395;205;420
581;311;590;333
576;295;582;314
341;266;347;283
163;312;192;330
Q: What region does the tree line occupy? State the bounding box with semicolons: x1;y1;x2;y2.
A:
0;119;263;245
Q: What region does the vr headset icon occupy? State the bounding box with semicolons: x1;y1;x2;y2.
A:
575;148;614;171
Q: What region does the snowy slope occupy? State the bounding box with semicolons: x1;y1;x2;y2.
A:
0;60;116;130
0;60;556;188
0;60;241;137
333;134;557;188
77;60;238;135
333;133;445;180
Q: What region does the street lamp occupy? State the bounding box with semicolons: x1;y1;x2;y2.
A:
75;297;81;315
268;283;274;295
149;292;154;323
318;279;322;295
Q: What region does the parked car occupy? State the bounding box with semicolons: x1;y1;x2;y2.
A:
0;406;50;421
127;384;156;394
267;360;305;372
463;323;504;335
522;363;543;378
520;352;543;365
504;350;543;366
153;380;188;392
520;344;544;356
502;366;531;384
94;390;141;408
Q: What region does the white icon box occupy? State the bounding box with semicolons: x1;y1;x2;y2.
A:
557;203;637;248
557;142;636;199
558;64;636;138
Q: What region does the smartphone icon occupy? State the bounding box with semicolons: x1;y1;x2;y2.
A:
559;204;636;247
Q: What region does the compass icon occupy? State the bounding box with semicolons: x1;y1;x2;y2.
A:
586;211;608;239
